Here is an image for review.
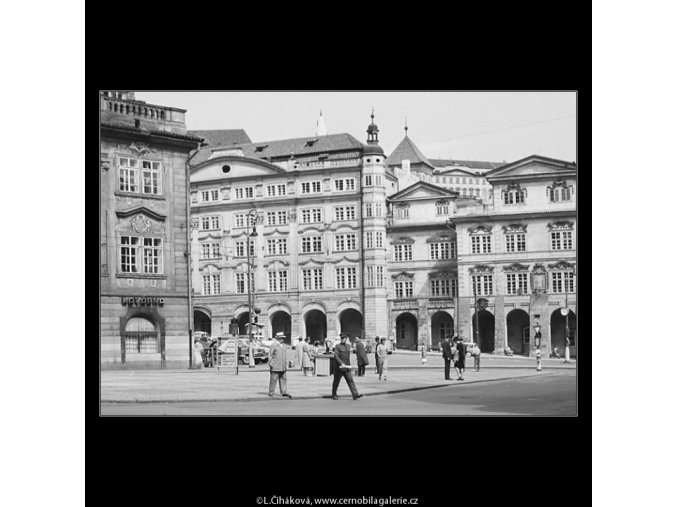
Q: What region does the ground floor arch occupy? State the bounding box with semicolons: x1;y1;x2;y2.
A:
193;309;212;335
506;309;530;355
472;310;495;353
430;311;454;348
237;312;251;335
339;309;363;342
270;311;291;343
305;310;327;343
550;309;577;358
396;312;418;350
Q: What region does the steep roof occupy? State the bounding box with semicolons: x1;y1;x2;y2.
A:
237;133;364;160
187;129;251;147
429;158;505;170
386;136;435;170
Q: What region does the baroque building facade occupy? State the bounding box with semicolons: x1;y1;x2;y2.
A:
100;91;203;369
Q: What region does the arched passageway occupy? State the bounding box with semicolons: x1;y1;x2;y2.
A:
193;310;212;335
305;310;327;343
339;309;363;343
430;311;454;349
270;311;291;342
471;310;495;353
396;313;418;350
506;309;530;355
550;309;577;358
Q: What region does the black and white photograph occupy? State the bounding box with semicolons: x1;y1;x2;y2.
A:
98;91;577;416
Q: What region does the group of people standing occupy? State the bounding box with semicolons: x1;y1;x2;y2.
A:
293;336;320;376
441;335;473;381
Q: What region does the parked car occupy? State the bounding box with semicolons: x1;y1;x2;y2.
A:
236;338;269;365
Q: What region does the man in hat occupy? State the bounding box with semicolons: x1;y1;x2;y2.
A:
441;335;453;380
331;334;363;400
268;333;292;398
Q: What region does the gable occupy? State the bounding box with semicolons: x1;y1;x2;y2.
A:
390;181;457;201
486;156;576;182
190;155;286;182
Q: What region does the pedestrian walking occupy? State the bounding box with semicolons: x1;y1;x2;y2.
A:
295;336;304;369
373;335;380;374
302;337;314;376
376;337;388;381
331;334;363;400
454;336;467;380
441;335;453;380
471;342;481;371
268;333;292;398
193;339;204;369
355;337;369;376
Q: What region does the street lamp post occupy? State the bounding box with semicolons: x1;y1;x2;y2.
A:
246;209;258;368
534;321;542;371
563;268;574;364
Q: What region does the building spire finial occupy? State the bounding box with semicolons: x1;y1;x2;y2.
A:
371;106;374;123
405;116;408;136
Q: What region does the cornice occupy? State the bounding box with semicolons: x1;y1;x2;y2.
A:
115;206;166;221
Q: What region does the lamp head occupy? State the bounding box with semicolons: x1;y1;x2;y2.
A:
250;227;258;237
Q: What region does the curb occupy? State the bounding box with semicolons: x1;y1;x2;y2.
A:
101;370;564;404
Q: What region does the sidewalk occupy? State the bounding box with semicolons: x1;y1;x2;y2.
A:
101;356;576;403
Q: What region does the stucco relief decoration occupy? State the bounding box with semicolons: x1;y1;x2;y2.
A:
288;210;297;222
469;225;492;234
469;265;494;274
435;199;449;206
128;142;153;157
391;271;415;280
131;215;152;234
391;237;415;245
502;224;527;233
429;270;454;279
101;155;110;172
190;218;200;230
531;263;548;293
397;202;410;209
426;235;452;243
547;220;574;231
547;260;575;270
503;263;530;272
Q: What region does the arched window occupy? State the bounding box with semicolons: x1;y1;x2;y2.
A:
124;317;158;353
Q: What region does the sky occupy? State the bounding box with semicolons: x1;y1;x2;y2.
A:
134;91;576;164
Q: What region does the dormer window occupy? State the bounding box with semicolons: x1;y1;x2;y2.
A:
305;139;318;148
436;200;449;215
547;180;573;202
254;145;268;153
502;184;526;205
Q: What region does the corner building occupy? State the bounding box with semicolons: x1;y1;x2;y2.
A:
100;91;203;369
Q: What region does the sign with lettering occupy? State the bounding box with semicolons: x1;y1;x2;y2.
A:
121;297;165;307
217;338;239;374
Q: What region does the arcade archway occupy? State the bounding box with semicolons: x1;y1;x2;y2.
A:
305;310;327;343
339;309;363;342
396;312;418;350
471;310;495;353
193;309;212;335
506;309;530;355
550;309;577;358
270;311;291;342
430;311;454;348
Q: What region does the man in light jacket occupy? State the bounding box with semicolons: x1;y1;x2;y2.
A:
268;334;292;398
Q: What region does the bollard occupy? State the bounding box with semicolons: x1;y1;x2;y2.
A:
536;348;542;372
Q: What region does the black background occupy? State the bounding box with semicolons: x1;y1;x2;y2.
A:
88;8;590;504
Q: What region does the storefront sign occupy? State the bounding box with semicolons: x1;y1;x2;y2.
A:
217;338;239;374
121;296;165;307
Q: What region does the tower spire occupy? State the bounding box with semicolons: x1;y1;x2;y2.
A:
315;109;327;136
405;116;408;136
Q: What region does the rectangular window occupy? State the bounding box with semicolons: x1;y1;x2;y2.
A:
365;203;373;218
266;211;288;226
395;281;413;298
268;271;288;292
236;273;246;294
481;236;492;253
334;178;355;192
200;243;221;259
119;157;162;195
200;216;220;230
505;233;526;253
429;242;451;260
235;241;255;258
436;203;449;215
365;175;373;187
374;203;382;217
551;231;573;250
301;235;323;253
120;236;163;274
334;234;357;252
334;206;356;221
235;187;254;200
301;181;322;194
336;267;357;289
506;273;529;295
430;279;451;297
266;184;286;197
375;175;382;186
141;161;161;195
366;232;374;249
551;272;574;293
119;158;138;193
394;244;413;262
203;274;221;295
302;268;323;291
471;275;493;296
471;236;481;254
376;266;384;286
376;232;384;248
301;208;322;223
395;207;409;218
120;236;139;273
142;238;162;274
266;238;287;255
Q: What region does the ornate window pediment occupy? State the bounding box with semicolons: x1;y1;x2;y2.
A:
502;223;527;233
390;236;415;245
469;264;494;274
501;184;527;205
426;234;453;243
396;202;410;208
469;224;492;234
391;271;415;281
435;199;449;206
429;270;455;279
546;179;574;202
503;263;530;272
298;258;324;267
199;264;220;274
547;260;575;270
547;220;574;231
263;259;290;269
